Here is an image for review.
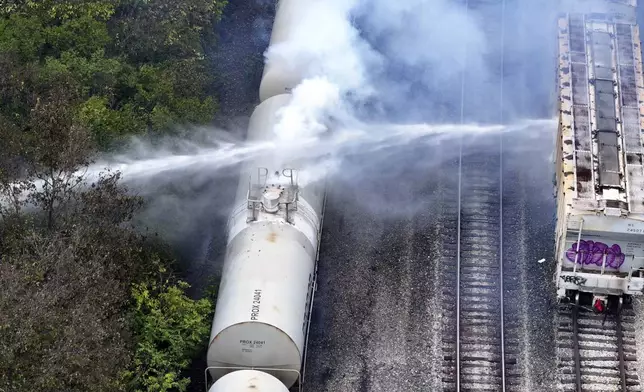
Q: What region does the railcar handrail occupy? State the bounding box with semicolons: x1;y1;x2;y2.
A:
245;167;299;223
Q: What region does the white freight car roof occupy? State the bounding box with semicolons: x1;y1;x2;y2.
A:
560;0;637;12
557;12;644;219
559;0;637;26
611;0;637;7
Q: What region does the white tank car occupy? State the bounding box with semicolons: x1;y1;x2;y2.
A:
206;94;326;389
207;370;289;392
206;0;327;389
259;0;310;102
554;3;644;302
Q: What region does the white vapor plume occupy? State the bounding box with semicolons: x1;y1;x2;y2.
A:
1;0;563;280
3;118;555;205
3;0;550;209
262;0;490;150
263;0;382;98
273;77;342;142
357;0;488;81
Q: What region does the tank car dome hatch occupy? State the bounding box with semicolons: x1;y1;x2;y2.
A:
208;369;289;392
262;186;284;213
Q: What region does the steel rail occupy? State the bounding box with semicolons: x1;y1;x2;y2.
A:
569;295;631;392
572;294;582;392
617;298;627;392
499;0;507;390
455;0;468;387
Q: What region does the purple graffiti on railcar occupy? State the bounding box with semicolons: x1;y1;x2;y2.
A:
565;240;626;269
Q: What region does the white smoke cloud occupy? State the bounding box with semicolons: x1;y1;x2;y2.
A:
273;77;342;142
356;0;487;81
263;0;383;98
2;0;564;284
262;0;490;145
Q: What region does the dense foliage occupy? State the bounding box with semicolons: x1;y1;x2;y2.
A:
122;279;213;392
0;0;225;149
0;0;226;391
0;173;215;392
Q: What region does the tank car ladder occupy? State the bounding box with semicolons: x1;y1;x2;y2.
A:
572;218;584;275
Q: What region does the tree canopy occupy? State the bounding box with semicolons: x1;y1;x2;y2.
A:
0;0;226;391
0;169;217;392
0;0;226;150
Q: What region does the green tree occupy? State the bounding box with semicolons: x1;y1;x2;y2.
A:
0;2;226;388
0;53;38;124
45;14;112;57
0;173;145;392
0;168;214;392
0;14;46;61
122;279;213;392
129;61;218;133
77;96;147;148
0;0;225;148
23;75;94;230
111;0;227;64
1;0;115;21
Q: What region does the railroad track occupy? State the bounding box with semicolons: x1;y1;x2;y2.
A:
440;0;524;390
441;135;523;392
556;300;641;392
458;141;506;390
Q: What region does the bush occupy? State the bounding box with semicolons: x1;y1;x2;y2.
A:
122;278;213;392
